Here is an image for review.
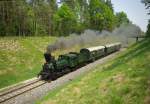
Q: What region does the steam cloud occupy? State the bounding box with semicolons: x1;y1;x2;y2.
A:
46;23;142;53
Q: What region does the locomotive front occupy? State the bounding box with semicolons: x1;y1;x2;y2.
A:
38;53;55;80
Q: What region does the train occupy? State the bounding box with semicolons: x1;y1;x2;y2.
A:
38;42;121;80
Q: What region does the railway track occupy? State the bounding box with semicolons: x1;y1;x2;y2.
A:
0;78;47;103
0;49;125;104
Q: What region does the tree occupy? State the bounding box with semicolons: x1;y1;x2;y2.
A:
70;0;90;33
53;4;77;36
105;0;113;12
0;0;29;36
0;0;130;36
141;0;150;14
26;0;58;36
141;0;150;37
47;0;57;35
146;20;150;37
116;12;129;27
60;0;87;33
89;0;116;31
61;0;76;10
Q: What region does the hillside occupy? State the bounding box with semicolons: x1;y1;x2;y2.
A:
39;39;150;104
0;37;57;88
0;36;123;89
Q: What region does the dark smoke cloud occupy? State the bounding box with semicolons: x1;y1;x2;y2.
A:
46;23;142;53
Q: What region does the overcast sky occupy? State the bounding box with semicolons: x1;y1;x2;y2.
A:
111;0;149;32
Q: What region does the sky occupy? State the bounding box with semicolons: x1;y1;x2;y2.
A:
111;0;149;32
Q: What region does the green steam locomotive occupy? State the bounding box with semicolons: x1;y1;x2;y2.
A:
38;43;121;80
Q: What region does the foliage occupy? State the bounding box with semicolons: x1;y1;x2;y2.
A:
146;20;150;37
60;0;90;33
105;0;114;12
115;12;130;27
0;0;130;36
0;0;57;36
141;0;150;37
53;3;77;36
141;0;150;14
89;0;116;31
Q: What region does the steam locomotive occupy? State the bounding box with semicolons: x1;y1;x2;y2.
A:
38;43;121;80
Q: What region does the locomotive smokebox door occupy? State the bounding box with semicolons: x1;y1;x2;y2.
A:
44;53;52;63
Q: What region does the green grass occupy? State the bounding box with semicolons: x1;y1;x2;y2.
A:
0;36;124;89
0;36;88;89
0;36;57;88
38;39;150;104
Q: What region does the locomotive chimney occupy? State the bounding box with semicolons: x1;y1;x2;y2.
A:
44;53;51;63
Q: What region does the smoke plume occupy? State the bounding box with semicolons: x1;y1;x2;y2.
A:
46;23;142;53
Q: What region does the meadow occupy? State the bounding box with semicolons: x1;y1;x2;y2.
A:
0;37;57;88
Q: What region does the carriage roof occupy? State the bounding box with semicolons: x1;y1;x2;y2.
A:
81;46;105;52
105;42;121;47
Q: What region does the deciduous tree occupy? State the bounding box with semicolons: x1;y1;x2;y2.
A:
116;12;129;27
53;4;77;36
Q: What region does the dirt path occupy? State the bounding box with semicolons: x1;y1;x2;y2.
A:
1;49;125;104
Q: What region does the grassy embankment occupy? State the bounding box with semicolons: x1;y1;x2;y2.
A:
0;37;57;88
39;39;150;104
0;36;135;89
0;36;116;89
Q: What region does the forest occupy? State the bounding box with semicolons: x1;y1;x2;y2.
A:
0;0;130;36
